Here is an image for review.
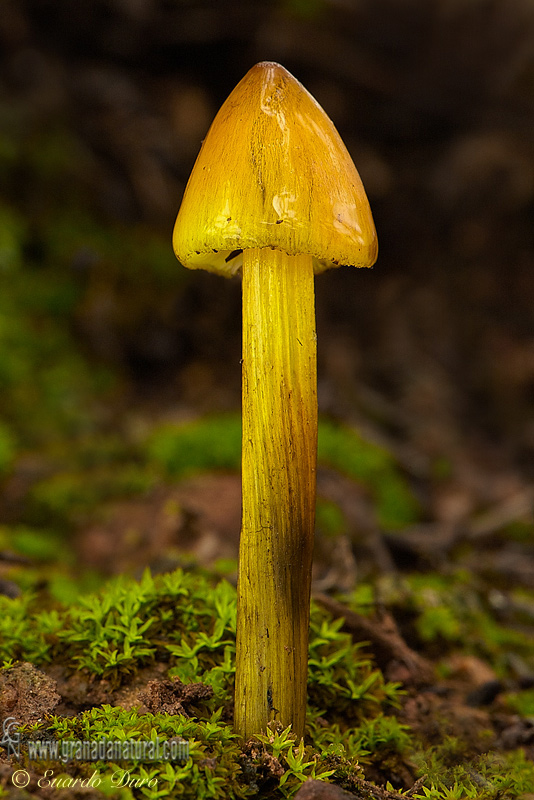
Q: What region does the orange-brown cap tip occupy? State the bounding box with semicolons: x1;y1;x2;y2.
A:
173;62;377;276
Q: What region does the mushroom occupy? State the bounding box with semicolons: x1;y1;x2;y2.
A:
172;62;377;740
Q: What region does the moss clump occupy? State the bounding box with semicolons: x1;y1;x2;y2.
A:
37;706;248;800
504;687;534;717
2;567;403;798
0;569;400;714
307;613;401;725
147;415;242;477
317;419;420;528
25;708;358;799
411;748;534;799
5;525;65;562
3;564;534;798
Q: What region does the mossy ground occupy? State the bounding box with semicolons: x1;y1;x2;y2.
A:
0;279;533;797
1;489;534;798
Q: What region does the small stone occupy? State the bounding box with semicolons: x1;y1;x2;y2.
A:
294;779;359;799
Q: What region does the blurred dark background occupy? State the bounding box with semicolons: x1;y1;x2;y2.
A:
1;0;534;555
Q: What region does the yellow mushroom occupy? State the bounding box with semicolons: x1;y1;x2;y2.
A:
173;61;377;741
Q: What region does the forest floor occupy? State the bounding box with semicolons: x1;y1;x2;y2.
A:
1;1;534;797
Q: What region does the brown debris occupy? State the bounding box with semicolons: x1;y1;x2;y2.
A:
400;693;496;755
495;714;534;752
0;662;60;724
77;476;241;575
240;739;286;788
294;776;427;800
140;676;213;716
52;670;114;709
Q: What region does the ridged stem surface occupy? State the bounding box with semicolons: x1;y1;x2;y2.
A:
235;247;317;741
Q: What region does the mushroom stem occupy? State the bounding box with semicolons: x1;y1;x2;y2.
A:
235;247;317;741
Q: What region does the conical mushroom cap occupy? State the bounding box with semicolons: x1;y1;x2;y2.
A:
173;62;378;276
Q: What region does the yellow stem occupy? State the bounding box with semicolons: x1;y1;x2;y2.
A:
235;247;317;741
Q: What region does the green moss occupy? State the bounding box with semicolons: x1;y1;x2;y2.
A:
431;456;454;481
2;567;406;798
412;748;534;799
307;611;401;726
417;603;462;643
147;416;242;477
505;687;534;717
0;523;108;603
0;568;401;718
24;708;355;799
30;706;247;800
0;129;19;176
0;264;113;447
349;583;376;614
502;520;534;543
315;499;346;538
3;410;420;599
29;464;155;525
3;564;534;798
0;203;27;271
317;419;420;528
308;712;410;776
8;525;65;561
0;593;55;665
0;419;15;474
